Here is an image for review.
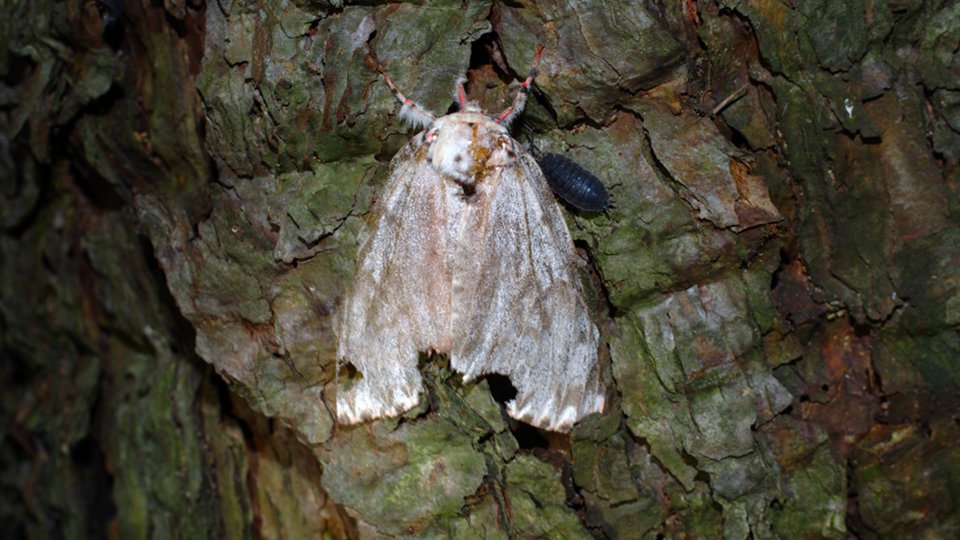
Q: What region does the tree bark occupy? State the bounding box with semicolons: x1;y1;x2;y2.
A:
1;0;957;538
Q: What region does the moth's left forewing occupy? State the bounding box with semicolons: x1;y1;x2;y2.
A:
450;148;604;432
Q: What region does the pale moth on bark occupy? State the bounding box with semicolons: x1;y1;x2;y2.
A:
335;47;604;432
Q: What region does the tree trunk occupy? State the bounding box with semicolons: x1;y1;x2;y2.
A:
2;0;957;538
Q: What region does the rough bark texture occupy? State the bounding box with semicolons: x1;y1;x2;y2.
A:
1;0;958;538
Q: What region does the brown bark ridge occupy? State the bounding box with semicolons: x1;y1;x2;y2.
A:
1;0;957;537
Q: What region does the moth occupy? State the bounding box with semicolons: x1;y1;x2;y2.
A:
336;47;604;432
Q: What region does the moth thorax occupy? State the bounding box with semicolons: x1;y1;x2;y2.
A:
430;129;478;184
427;114;508;185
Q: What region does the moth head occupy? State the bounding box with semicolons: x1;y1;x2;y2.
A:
425;113;512;185
447;99;484;115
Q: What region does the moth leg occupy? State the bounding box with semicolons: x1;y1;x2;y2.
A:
495;44;544;127
381;70;436;129
453;76;468;110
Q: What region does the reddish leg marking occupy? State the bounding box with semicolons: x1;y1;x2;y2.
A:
380;68;436;126
382;70;414;108
456;78;468;109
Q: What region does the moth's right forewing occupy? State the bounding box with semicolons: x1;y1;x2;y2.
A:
335;140;454;424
